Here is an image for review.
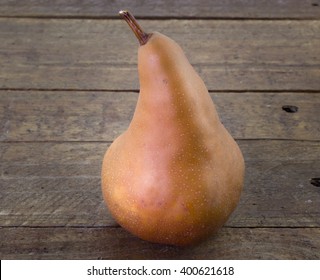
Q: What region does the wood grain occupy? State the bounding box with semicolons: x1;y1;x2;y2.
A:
1;19;319;91
1;141;319;227
0;91;319;142
0;0;320;260
0;0;319;19
1;227;319;259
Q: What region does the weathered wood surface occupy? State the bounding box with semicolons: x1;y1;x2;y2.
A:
1;0;320;19
0;91;319;141
0;141;319;228
0;1;320;260
1;227;319;260
1;19;319;91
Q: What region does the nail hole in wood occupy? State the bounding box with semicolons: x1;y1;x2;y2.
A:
312;3;319;6
310;178;320;187
282;105;298;113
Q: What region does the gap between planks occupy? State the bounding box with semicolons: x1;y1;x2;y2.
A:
1;225;319;229
0;139;319;144
1;15;320;21
1;88;320;94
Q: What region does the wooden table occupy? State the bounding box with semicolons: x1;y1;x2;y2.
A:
0;0;319;259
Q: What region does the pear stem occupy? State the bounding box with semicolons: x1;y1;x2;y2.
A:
119;10;151;45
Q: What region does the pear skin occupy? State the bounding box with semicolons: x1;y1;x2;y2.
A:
101;11;245;246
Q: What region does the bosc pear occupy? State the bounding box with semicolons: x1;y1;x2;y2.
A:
101;10;245;246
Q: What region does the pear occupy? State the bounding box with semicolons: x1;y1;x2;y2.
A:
101;10;245;246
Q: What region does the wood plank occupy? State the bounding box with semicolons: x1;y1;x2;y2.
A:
0;91;319;142
1;141;319;227
0;227;319;259
1;19;319;91
0;0;320;19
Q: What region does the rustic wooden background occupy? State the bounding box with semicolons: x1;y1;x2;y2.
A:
0;0;319;259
